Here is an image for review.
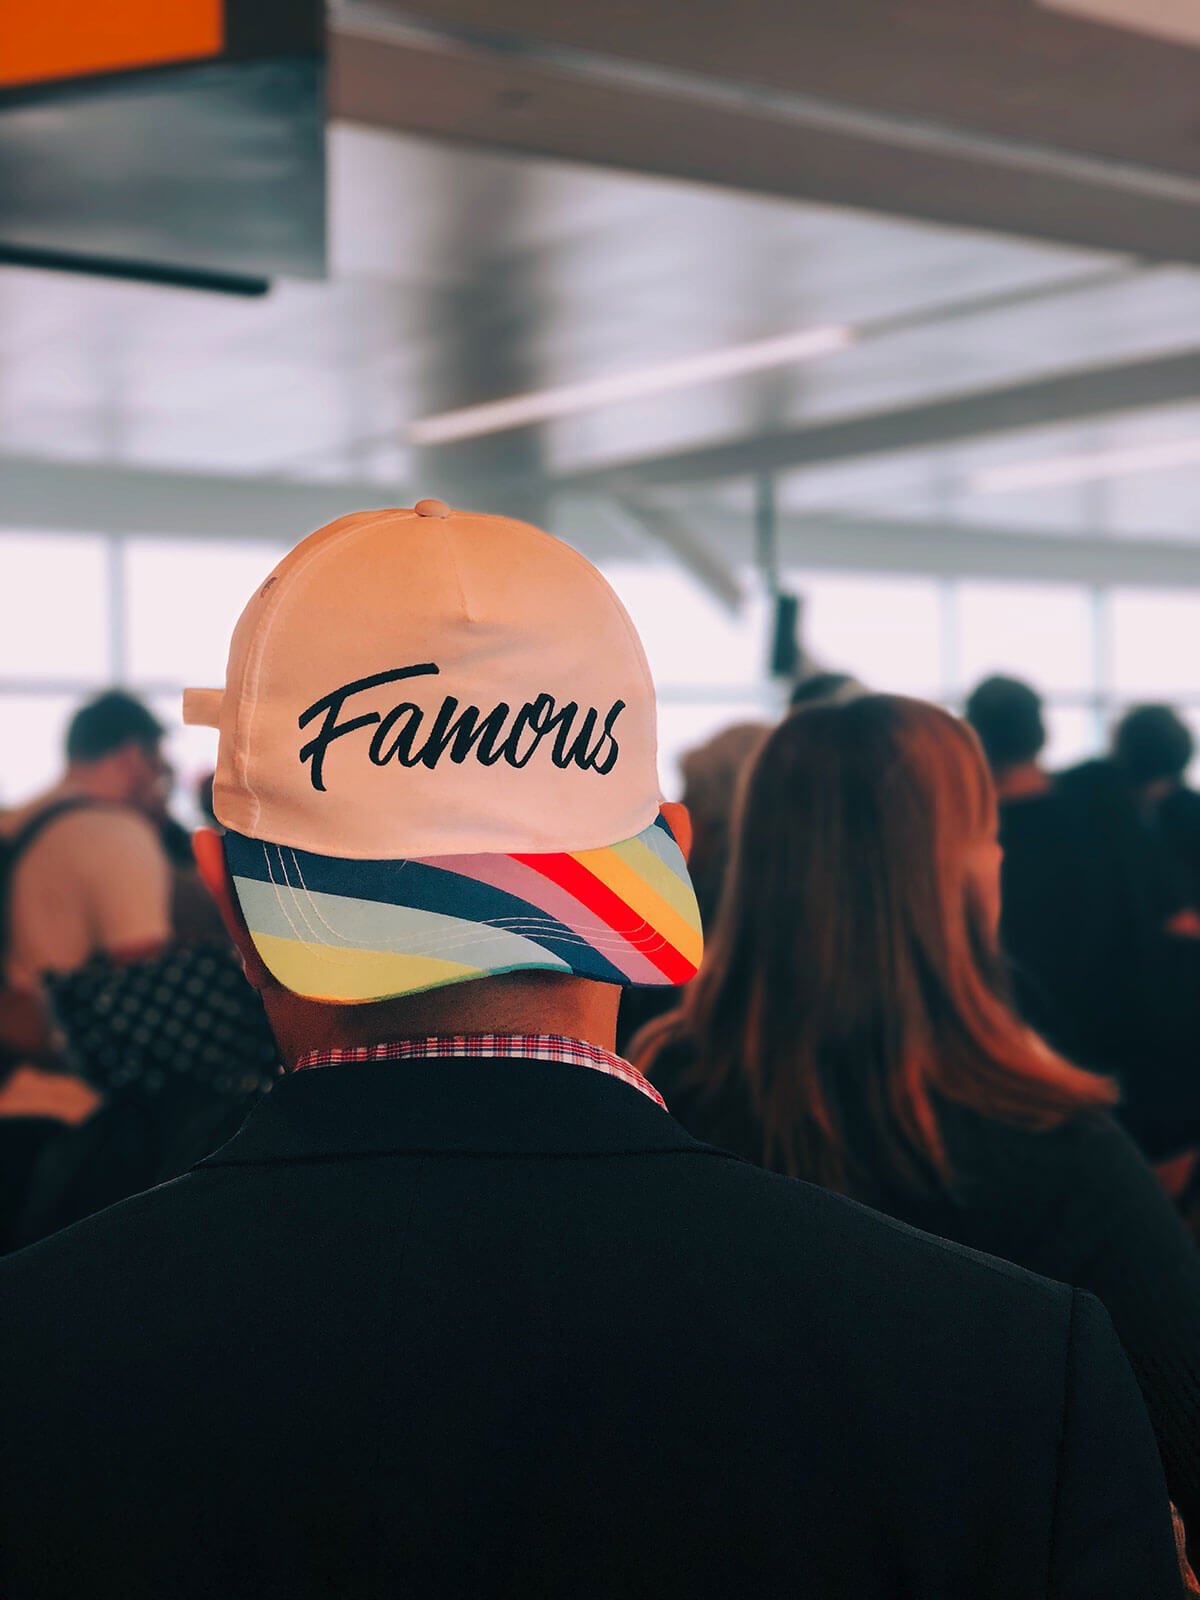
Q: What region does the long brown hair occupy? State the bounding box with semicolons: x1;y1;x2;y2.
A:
634;695;1116;1197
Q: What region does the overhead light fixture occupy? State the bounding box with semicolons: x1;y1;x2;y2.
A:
406;324;856;446
971;434;1200;494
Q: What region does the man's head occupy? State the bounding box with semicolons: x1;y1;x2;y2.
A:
187;502;702;1061
1112;704;1194;796
65;690;170;815
788;671;861;710
963;676;1046;776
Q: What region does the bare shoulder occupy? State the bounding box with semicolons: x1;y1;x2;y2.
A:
40;804;166;858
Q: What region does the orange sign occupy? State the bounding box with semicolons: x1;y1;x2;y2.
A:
0;0;224;89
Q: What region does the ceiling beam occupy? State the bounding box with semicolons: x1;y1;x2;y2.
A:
328;7;1200;262
701;508;1200;587
558;346;1200;491
0;456;411;542
606;492;746;613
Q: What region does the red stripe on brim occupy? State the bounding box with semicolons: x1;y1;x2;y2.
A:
510;851;696;985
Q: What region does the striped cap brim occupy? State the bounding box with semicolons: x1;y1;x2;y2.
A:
224;812;702;1003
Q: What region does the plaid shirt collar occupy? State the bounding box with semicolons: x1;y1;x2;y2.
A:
293;1033;666;1110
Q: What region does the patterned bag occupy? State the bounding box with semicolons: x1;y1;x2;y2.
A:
45;943;280;1098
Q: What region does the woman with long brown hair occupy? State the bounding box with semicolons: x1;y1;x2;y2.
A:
635;693;1200;1540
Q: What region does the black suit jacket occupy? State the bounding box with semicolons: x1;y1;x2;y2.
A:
0;1057;1181;1599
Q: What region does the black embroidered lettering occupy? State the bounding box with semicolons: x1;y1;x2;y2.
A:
298;664;439;791
562;707;599;770
414;698;512;767
585;700;625;774
368;703;427;767
542;703;580;768
500;696;553;769
299;664;623;786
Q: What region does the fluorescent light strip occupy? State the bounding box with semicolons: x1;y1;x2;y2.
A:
407;324;856;446
972;434;1200;495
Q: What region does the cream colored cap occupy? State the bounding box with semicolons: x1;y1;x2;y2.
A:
183;505;662;860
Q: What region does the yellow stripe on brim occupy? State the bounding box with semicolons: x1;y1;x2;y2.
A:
251;930;486;1004
569;838;704;969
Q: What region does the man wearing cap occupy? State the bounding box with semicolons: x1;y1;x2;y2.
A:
0;503;1182;1598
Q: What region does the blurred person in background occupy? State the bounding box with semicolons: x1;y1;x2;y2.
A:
1;690;172;996
1113;705;1200;916
0;691;171;1247
161;770;230;950
0;508;1183;1599
616;720;768;1054
677;722;772;929
635;694;1200;1550
788;669;863;710
964;674;1050;801
1113;704;1197;822
196;770;219;831
966;676;1198;1158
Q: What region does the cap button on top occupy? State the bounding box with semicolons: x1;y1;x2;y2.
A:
414;498;451;519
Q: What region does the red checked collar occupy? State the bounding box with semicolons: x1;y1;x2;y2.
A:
293;1033;666;1110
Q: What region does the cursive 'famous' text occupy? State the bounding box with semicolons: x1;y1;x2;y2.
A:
298;664;625;792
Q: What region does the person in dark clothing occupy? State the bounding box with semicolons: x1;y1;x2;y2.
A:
1115;704;1197;816
964;674;1048;791
634;693;1200;1556
0;509;1183;1600
1113;704;1200;912
965;678;1199;1155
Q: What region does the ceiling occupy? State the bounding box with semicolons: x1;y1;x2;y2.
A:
4;68;1200;591
329;0;1200;261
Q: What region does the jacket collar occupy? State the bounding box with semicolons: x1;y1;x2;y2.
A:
197;1056;735;1166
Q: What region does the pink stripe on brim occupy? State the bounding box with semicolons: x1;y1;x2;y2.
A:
418;850;666;985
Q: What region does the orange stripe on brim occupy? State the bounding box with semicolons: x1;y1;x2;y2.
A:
511;850;697;985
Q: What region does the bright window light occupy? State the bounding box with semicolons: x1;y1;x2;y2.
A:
955;581;1092;696
0;533;109;681
125;539;287;686
1109;589;1200;699
0;694;80;805
407;325;856;445
791;572;943;698
1042;704;1099;769
970;435;1200;494
598;561;767;691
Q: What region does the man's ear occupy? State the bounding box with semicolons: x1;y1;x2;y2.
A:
659;801;692;864
192;829;273;990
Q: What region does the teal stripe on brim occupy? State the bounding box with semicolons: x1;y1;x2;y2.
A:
233;875;573;972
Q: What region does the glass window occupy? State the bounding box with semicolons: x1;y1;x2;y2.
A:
0;533;109;682
1109;589;1200;700
125;539;287;687
0;693;79;805
599;562;768;691
789;572;942;698
955;581;1092;696
1042;703;1100;769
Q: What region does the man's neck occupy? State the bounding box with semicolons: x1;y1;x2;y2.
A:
263;974;622;1070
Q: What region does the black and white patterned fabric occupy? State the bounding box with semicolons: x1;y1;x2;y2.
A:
46;945;280;1098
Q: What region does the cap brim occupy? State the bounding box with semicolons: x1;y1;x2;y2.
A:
224;813;702;1004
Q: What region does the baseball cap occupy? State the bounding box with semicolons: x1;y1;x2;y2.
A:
183;501;703;1003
